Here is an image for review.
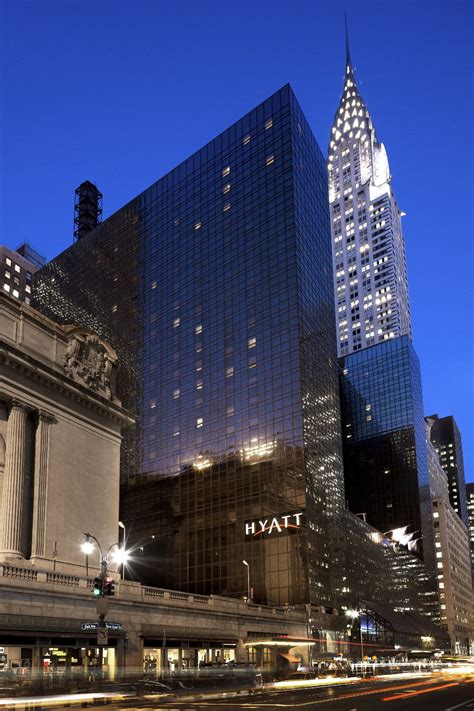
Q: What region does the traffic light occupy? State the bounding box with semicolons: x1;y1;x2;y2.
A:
103;577;115;597
92;577;102;597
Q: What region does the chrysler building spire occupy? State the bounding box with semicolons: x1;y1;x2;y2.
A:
328;23;412;356
345;13;351;67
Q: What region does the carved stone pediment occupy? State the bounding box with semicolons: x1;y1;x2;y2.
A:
62;326;119;402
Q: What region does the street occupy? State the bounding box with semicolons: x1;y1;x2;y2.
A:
110;672;474;711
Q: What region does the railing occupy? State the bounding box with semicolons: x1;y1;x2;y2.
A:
1;564;38;581
46;572;80;586
0;564;306;621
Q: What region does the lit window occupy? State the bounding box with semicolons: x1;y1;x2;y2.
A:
194;221;201;230
112;304;118;312
173;317;180;328
266;155;274;166
265;118;273;129
226;366;234;377
243;134;251;145
149;399;156;409
12;289;19;298
223;202;231;212
248;337;256;348
151;280;157;289
196;380;203;390
226;406;234;417
172;389;180;399
14;264;20;273
222;184;231;194
195;324;202;334
3;283;10;293
196;417;203;428
5;257;11;266
222;166;230;177
4;271;10;279
25;296;30;305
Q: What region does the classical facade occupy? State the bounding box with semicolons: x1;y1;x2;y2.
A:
0;292;133;574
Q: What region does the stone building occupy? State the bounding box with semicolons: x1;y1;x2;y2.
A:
0;291;133;574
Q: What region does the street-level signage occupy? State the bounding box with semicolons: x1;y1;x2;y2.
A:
81;622;123;631
245;511;305;538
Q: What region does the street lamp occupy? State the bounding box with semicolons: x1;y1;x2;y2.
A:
242;560;250;603
117;521;127;579
345;609;364;662
81;533;130;581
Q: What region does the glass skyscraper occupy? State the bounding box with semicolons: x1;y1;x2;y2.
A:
35;86;345;605
339;337;433;560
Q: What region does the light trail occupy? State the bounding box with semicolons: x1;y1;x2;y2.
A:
382;681;459;701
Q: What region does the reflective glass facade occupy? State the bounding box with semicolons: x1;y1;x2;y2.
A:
339;337;432;563
35;86;345;606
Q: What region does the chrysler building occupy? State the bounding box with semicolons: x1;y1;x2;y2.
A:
328;27;412;356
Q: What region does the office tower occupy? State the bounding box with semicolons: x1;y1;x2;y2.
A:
339;337;434;567
0;243;45;305
428;414;469;526
328;28;411;357
35;86;347;606
425;419;474;652
466;483;474;579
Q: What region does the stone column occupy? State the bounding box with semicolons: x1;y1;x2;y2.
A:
0;400;29;556
31;412;53;559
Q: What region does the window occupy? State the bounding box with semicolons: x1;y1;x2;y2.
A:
4;271;9;279
112;304;118;312
173;317;180;328
265;118;273;129
243;134;251;145
226;366;234;377
196;417;203;428
12;289;19;298
222;166;230;177
195;324;202;334
172;389;180;399
223;202;231;212
248;337;256;348
14;264;20;273
5;257;11;266
265;155;274;166
3;283;10;293
222;184;231;194
194;221;201;230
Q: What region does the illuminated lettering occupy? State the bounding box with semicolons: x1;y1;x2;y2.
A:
245;511;305;537
268;518;282;534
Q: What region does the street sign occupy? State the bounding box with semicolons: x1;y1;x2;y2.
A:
81;622;123;631
97;627;108;646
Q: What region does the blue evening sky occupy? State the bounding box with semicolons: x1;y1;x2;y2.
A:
1;0;472;480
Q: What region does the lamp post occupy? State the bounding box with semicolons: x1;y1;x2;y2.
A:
118;521;126;580
242;560;250;603
82;533;130;578
345;609;364;662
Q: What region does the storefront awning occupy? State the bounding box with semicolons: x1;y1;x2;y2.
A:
278;652;299;663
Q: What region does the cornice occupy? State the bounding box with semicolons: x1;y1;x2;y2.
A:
0;341;135;427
